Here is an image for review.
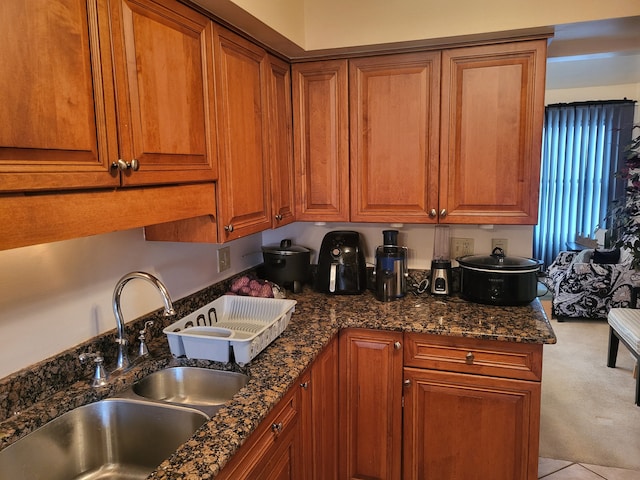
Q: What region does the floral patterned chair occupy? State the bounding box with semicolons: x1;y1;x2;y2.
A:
543;248;640;320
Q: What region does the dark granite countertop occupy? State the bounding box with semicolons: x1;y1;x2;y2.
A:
149;288;555;479
0;286;555;479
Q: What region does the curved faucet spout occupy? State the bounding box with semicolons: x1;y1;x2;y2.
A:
112;271;175;371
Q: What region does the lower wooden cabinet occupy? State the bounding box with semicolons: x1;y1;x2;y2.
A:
300;336;339;480
402;367;541;480
339;328;404;480
339;329;543;480
216;384;302;480
217;337;339;480
219;329;542;480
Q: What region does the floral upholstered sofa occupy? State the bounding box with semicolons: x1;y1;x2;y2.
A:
544;248;640;320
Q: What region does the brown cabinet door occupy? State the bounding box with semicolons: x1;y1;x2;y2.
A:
292;60;350;222
0;0;119;192
214;25;272;241
339;328;403;480
349;52;441;223
439;40;546;224
267;55;296;228
109;0;217;186
403;367;541;480
300;337;339;480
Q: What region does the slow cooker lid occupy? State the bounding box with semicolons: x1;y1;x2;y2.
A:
262;239;310;255
457;247;541;271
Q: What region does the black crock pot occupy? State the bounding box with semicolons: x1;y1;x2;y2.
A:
262;239;311;293
456;247;543;306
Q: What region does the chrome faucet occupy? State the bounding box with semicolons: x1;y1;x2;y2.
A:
112;272;175;371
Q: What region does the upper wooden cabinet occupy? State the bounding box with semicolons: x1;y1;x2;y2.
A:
0;0;119;192
439;40;546;224
349;52;441;223
292;60;350;222
213;25;273;241
108;0;218;186
145;27;295;244
267;55;296;228
293;38;546;225
0;0;217;193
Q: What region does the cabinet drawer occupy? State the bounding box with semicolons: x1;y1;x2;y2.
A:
404;333;542;381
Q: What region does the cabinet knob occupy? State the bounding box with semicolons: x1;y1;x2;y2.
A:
465;352;475;364
275;214;283;221
300;381;309;389
394;341;401;350
429;209;437;218
271;422;283;435
439;209;447;218
224;224;234;233
403;379;411;387
111;159;140;172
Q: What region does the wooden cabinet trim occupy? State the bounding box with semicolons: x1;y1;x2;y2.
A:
1;183;216;251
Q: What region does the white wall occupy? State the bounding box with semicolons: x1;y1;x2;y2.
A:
263;223;534;269
0;229;262;378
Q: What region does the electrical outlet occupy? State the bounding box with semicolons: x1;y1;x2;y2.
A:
217;246;231;273
450;238;474;258
491;238;508;254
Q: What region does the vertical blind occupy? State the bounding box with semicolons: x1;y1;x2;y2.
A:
533;100;635;267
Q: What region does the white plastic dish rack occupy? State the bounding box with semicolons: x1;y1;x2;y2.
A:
163;295;297;365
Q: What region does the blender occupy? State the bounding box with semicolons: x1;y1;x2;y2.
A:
430;225;452;295
374;230;408;301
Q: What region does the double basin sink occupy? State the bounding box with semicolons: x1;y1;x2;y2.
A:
0;367;249;479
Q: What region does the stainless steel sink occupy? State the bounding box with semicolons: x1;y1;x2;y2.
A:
0;398;207;480
129;366;249;416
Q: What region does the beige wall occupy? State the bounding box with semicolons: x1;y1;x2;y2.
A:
228;0;640;50
545;83;640;124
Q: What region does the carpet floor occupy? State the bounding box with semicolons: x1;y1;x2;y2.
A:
539;301;640;471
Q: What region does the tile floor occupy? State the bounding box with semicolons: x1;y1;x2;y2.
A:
539;458;640;479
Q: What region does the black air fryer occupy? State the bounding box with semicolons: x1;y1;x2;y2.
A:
316;231;367;294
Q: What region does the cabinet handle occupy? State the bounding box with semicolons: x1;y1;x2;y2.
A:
439;209;447;218
300;381;309;389
224;224;234;233
111;159;140;171
394;341;401;350
429;209;437;218
465;352;475;364
271;422;283;435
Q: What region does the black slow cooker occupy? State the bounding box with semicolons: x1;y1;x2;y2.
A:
262;239;311;293
457;247;543;306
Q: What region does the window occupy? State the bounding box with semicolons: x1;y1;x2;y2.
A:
533;100;635;267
